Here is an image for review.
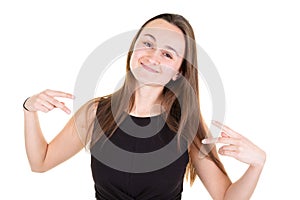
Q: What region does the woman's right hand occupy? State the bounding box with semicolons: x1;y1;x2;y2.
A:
24;89;74;114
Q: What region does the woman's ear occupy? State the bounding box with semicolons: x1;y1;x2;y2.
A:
172;72;182;81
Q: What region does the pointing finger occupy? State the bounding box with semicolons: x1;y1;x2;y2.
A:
44;89;74;99
202;137;241;145
212;120;240;138
43;94;72;114
202;137;218;144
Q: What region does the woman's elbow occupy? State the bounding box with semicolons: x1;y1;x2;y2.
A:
30;164;48;173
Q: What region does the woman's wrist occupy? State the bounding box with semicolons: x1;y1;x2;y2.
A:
250;151;266;169
23;97;31;112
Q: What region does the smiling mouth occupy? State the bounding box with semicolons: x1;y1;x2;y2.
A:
141;63;159;73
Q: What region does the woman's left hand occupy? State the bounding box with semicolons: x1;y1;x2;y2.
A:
202;120;266;168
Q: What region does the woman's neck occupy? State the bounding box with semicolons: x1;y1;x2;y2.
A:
130;84;164;117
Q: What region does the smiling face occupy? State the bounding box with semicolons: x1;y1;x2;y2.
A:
130;19;186;86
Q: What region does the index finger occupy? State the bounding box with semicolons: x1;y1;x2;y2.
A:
46;98;72;114
202;137;240;145
45;89;74;99
212;120;240;138
202;137;218;144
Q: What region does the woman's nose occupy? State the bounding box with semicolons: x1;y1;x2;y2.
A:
146;49;160;65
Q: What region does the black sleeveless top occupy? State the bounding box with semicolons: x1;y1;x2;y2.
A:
91;111;189;200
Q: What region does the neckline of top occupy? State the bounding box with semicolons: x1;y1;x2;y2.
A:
125;111;165;119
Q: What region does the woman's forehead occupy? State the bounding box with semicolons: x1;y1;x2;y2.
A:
139;19;186;56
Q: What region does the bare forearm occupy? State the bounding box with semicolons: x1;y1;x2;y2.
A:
224;164;264;200
24;110;48;171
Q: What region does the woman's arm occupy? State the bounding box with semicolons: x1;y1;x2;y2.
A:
190;145;231;199
24;89;92;172
190;120;266;200
223;164;264;200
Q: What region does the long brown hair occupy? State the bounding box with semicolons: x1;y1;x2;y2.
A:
84;13;227;186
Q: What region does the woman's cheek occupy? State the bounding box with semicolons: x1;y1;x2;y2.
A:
164;61;180;72
130;52;140;70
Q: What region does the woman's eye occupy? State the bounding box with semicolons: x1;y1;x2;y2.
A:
143;42;152;48
163;52;173;59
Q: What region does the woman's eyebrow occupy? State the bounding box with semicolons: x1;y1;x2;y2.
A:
165;45;179;56
143;33;156;41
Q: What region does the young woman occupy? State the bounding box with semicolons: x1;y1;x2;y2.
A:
23;13;266;200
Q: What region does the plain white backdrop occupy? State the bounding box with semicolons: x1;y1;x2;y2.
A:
1;0;299;199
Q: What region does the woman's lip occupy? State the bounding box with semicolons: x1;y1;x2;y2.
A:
141;63;159;73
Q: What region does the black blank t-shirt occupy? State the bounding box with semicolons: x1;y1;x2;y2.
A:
91;113;189;200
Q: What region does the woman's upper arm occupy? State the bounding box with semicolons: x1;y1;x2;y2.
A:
41;99;98;171
41;117;84;171
190;144;232;200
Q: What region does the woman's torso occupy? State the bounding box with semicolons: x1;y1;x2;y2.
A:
91;112;189;200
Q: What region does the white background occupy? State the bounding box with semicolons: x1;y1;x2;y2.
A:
1;0;299;199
